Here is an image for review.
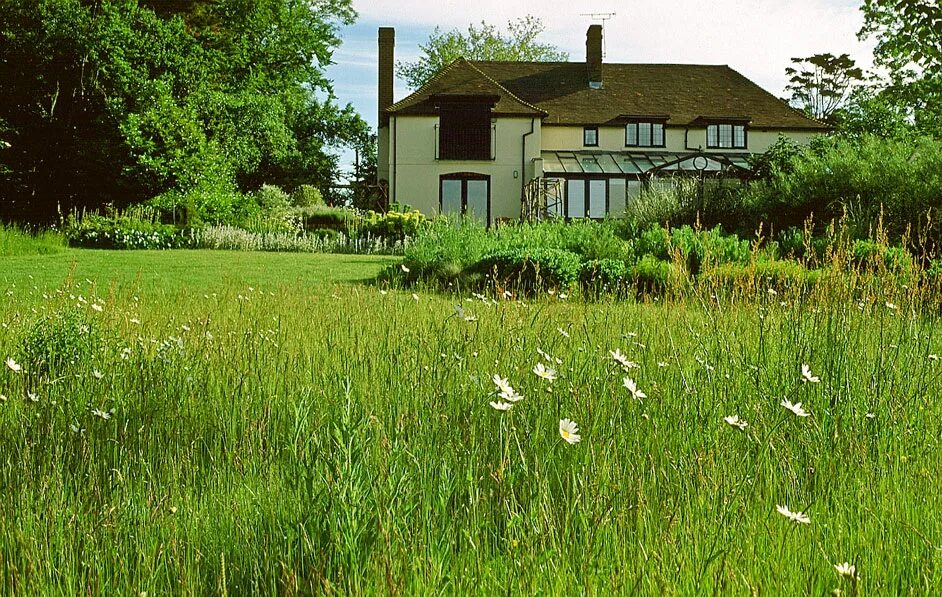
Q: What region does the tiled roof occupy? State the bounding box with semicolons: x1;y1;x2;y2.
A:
386;59;546;116
388;60;828;130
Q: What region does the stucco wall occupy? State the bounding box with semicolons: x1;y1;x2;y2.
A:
541;125;818;154
388;115;541;224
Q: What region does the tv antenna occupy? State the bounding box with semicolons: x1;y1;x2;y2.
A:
580;12;616;56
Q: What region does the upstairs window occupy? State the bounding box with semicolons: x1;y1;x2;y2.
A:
438;102;492;160
625;122;665;148
583;127;599;147
706;123;747;149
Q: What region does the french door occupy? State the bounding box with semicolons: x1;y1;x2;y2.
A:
566;178;607;219
440;174;490;224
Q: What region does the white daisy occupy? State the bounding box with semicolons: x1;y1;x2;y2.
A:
834;562;857;579
499;389;524;403
92;369;104;380
781;398;811;418
559;418;581;444
610;349;631;368
400;264;410;273
492;375;514;395
801;364;820;383
623;377;647;400
533;363;557;382
5;357;22;372
489;401;513;412
723;415;748;430
91;303;104;312
27;392;39;402
92;408;113;420
776;504;810;524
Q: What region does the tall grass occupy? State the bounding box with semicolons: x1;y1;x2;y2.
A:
0;254;940;593
0;225;67;256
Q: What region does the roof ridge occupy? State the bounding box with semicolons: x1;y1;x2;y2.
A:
385;57;470;113
720;65;831;128
464;61;547;115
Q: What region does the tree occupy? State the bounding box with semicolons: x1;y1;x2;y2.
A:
859;0;942;137
785;53;865;122
397;16;568;90
0;0;369;222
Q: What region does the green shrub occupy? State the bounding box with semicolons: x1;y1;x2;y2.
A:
254;184;292;211
0;226;67;256
851;239;913;274
19;308;101;374
629;224;672;261
64;206;187;250
701;259;818;292
630;255;679;294
357;209;426;241
293;185;324;208
298;205;356;232
580;258;630;295
474;247;582;293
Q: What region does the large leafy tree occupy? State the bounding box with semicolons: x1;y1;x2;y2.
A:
0;0;367;222
858;0;942;137
785;53;865;122
397;16;568;90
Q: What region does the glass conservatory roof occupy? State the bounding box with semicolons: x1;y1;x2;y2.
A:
541;151;752;176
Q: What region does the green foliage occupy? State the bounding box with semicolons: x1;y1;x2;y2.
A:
293;185;324;208
580;258;630;295
0;225;67;256
357;209;427;242
0;0;366;221
64;206;186;250
475;247;582;292
397;16;568;89
18;308;100;374
254;185;292;211
785;53;865;122
630;254;679;294
670;225;752;274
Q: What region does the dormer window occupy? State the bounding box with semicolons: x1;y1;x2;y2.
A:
706;123;747;149
625;121;665;148
583;127;599;147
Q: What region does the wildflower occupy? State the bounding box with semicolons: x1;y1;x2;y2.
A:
379;290;388;295
0;394;6;402
801;363;820;383
610;349;637;369
92;369;104;380
834;562;857;579
723;415;748;431
5;357;22;373
781;398;811;418
885;301;897;310
776;504;810;524
623;377;647;400
489;401;513;412
92;408;113;421
657;361;670;368
400;264;410;273
91;303;104;313
865;412;876;419
557;327;570;338
27;392;39;402
767;288;778;295
463;314;478;323
559;419;581;444
69;423;85;434
412;293;419;301
533;363;557;382
130;318;141;325
492;375;513;395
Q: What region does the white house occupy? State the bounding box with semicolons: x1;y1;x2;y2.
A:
377;25;828;224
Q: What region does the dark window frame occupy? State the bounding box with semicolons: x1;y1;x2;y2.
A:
583;127;599;147
705;123;748;149
625;121;666;148
437;103;493;161
439;173;491;224
564;177;609;220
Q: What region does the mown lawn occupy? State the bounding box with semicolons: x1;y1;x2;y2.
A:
0;249;940;594
0;249;398;293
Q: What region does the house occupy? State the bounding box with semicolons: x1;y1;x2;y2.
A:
377;25;828;224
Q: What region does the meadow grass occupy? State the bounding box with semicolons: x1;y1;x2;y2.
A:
0;250;940;594
0;225;67;257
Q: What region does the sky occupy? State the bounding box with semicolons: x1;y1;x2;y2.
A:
325;0;877;176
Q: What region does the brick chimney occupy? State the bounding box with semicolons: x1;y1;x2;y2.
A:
586;24;603;88
378;27;395;127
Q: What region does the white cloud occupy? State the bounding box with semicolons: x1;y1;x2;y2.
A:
353;0;875;95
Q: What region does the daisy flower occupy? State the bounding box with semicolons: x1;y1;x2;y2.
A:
489;401;513;412
623;377;647;400
533;363;557;382
492;375;514;395
776;504;810;524
834;562;857;579
5;357;22;373
559;419;581;444
801;363;820;383
723;415;748;431
781;398;811;418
